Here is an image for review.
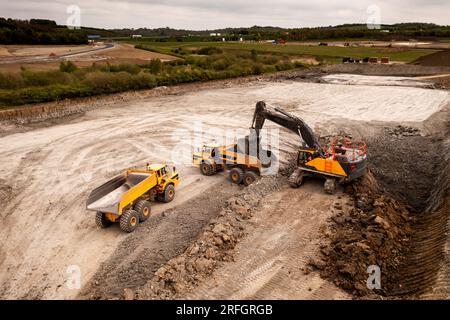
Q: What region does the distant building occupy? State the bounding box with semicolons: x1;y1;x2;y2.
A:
131;34;142;38
210;33;221;36
87;35;101;43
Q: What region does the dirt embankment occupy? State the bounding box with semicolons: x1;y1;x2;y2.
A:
390;134;450;298
413;50;450;67
322;63;450;77
0;69;306;127
312;125;450;298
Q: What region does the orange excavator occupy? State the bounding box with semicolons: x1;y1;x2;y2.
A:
250;101;367;194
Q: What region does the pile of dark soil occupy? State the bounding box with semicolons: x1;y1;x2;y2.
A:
310;170;413;296
413;50;450;67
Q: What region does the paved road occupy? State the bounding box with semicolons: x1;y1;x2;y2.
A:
0;43;115;65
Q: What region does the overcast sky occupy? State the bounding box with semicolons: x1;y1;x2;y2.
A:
1;0;448;29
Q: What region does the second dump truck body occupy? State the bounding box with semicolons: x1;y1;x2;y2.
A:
193;143;265;186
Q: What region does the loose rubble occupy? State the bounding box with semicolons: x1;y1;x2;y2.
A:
310;170;413;296
384;125;421;138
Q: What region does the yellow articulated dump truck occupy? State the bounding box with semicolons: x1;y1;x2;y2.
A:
86;164;180;232
192;143;272;186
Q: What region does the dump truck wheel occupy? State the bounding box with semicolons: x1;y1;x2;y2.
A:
243;171;258;186
200;162;214;176
162;184;175;203
134;200;151;222
288;168;304;188
120;209;139;233
229;167;244;184
324;178;337;195
95;212;112;228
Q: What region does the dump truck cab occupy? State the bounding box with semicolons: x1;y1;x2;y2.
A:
147;163;180;198
86;163;180;233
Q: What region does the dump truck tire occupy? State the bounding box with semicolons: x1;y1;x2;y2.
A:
162;184;175;203
243;171;258;186
95;212;112;228
324;178;337;195
288;168;304;188
134;200;151;222
200;162;214;176
120;209;139;233
229;167;244;184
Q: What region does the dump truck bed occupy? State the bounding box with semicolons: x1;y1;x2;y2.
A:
86;170;157;215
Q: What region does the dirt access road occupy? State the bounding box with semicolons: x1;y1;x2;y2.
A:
0;43;176;72
0;73;448;299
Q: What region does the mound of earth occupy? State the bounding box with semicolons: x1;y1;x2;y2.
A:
413;50;450;67
309;170;413;296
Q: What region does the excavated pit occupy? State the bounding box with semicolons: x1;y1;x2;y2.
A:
314;126;450;298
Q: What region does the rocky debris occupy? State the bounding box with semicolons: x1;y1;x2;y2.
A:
319;131;353;145
384;125;421;138
312;170;413;296
134;176;284;300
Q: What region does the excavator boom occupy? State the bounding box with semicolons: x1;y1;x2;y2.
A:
251;101;321;151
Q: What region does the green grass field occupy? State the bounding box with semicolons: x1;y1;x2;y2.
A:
131;41;439;63
0;40;440;107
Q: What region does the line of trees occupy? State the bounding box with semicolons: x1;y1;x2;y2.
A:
114;23;450;41
0;18;88;44
1;18;449;45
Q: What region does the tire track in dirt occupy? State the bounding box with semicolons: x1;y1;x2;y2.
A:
187;183;350;300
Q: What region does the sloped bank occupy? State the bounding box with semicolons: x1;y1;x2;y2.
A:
312;128;450;298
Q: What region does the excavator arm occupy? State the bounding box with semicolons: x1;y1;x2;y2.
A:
251;101;322;152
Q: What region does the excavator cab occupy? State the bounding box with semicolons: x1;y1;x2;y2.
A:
297;149;316;165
